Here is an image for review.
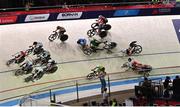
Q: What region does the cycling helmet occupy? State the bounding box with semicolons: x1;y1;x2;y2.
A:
48;59;54;63
98;15;103;18
77;39;81;44
77;39;86;45
33;41;37;45
57;26;61;29
128;58;132;62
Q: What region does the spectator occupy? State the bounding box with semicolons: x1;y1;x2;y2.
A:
142;77;151;88
102;88;109;105
173;75;180;99
141;77;153;103
163;76;172;89
98;69;107;93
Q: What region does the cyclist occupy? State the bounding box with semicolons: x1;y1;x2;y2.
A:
126;41;137;56
32;41;43;54
14;51;27;63
55;26;66;36
77;38;88;49
97;15;108;34
97;15;108;26
32;66;46;81
37;50;51;64
127;58;144;69
46;59;56;71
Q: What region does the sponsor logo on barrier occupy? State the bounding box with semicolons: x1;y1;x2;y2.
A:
158;8;171;13
25;14;50;22
152;8;171;14
57;12;82;19
0;16;17;24
172;19;180;43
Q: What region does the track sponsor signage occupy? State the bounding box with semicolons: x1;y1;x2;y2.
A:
172;19;180;43
0;16;17;24
25;14;50;22
57;12;82;19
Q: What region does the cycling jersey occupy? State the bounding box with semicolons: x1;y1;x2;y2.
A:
90;39;100;47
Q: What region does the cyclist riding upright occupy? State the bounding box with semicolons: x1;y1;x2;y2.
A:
97;15;108;34
55;26;66;36
77;38;88;49
90;38;102;52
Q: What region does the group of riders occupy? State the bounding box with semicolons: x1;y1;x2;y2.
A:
7;41;57;82
77;15;118;55
7;15;151;82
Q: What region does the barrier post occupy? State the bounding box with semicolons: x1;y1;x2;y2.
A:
49;89;52;102
76;80;79;102
108;75;111;96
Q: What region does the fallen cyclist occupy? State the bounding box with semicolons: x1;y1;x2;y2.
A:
127;58;152;72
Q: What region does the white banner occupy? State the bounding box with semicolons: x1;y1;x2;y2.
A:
25;14;50;22
57;12;82;19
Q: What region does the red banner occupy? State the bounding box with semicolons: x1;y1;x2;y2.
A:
0;16;17;24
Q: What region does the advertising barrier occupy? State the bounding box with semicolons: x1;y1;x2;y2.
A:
0;16;17;24
25;14;50;22
0;7;180;24
57;12;82;20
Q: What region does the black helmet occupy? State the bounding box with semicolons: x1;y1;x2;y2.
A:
128;58;132;62
57;26;61;29
77;39;80;44
33;41;37;45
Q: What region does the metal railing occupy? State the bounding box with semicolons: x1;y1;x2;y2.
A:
17;67;180;106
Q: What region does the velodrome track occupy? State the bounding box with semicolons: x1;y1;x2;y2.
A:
1;15;180;101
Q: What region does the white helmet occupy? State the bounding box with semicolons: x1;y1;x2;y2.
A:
48;59;55;63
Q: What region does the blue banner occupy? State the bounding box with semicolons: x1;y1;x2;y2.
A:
172;19;180;43
113;9;140;16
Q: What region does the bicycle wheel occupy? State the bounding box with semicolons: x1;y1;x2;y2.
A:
37;72;44;80
60;34;68;42
48;34;57;41
47;66;58;73
83;48;92;55
103;24;111;30
24;75;33;83
87;29;96;37
6;59;15;66
109;42;117;49
99;31;107;38
15;69;24;76
87;73;96;80
134;45;142;54
91;23;99;29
